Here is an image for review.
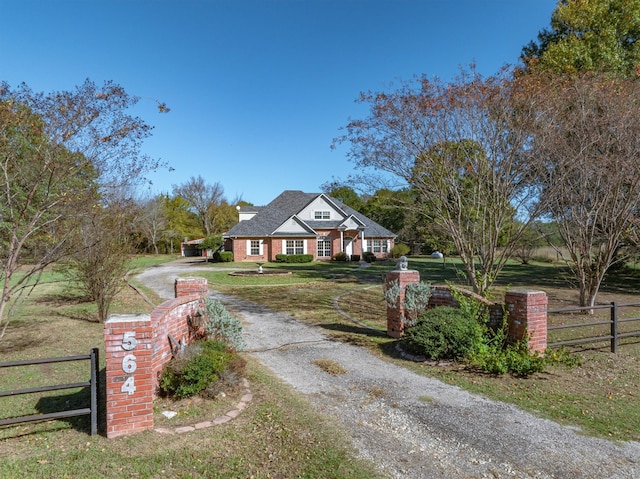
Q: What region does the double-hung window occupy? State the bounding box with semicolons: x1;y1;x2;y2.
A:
314;210;330;220
285;240;304;255
317;236;332;257
368;239;389;253
247;240;263;256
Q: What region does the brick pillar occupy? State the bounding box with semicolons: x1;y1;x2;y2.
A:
504;289;547;353
104;314;154;438
175;277;208;299
385;269;420;338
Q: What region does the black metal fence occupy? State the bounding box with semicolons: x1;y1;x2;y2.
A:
547;302;640;353
0;348;99;435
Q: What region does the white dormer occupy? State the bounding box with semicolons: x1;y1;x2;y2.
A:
298;195;345;221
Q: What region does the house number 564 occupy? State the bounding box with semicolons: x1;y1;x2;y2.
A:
120;332;138;395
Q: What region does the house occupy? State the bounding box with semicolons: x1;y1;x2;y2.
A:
223;190;397;262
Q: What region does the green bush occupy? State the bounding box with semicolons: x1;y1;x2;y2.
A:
402;306;484;361
391;243;410;258
213;251;234;262
159;340;235;399
467;334;546;377
275;254;314;263
331;252;349;262
362;251;376;263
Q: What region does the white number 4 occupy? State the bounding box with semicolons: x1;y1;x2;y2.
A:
121;376;136;395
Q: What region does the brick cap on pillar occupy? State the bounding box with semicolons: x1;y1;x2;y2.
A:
105;313;151;324
506;289;546;295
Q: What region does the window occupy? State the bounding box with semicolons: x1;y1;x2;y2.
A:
368;239;388;253
250;240;261;255
314;210;330;220
317;237;331;257
286;240;304;255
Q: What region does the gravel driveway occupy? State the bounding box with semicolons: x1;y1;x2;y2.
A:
136;260;640;479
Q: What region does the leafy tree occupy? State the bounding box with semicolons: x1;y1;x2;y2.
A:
172;175;226;236
160;194;201;253
521;0;640;77
518;72;640;307
334;66;543;295
323;184;365;212
0;80;166;338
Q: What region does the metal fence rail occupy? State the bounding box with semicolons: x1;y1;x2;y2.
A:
0;348;99;435
547;302;640;353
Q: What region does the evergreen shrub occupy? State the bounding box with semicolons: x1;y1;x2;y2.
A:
213;251;234;262
391;243;410;258
363;251;376;263
275;254;314;263
159;340;235;399
402;306;483;360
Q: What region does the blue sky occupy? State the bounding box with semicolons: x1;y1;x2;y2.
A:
1;0;557;206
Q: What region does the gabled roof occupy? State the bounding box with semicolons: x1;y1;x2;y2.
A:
225;190;397;238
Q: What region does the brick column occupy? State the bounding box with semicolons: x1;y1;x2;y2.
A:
104;314;154;438
175;277;208;298
504;290;547;353
385;269;420;338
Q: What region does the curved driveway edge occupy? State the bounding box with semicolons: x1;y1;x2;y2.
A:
136;261;640;479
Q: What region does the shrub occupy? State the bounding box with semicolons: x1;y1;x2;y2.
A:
331;252;349;262
275;254;314;263
204;298;246;351
363;251;376;263
391;243;410;258
467;331;546;377
384;280;431;327
159;340;236;399
213;251;234;262
402;306;484;361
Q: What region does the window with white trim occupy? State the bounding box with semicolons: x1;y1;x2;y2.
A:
286;240;305;255
317;237;331;257
314;210;330;220
368;239;388;253
247;239;263;256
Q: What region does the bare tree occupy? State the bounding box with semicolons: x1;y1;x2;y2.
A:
334;66;542;295
137;195;167;254
68;202;131;323
172;175;225;236
521;72;640;307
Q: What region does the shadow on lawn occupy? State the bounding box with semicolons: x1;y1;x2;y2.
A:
34;367;107;436
319;322;387;338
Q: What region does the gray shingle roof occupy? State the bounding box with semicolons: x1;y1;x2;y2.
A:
225;190;397;238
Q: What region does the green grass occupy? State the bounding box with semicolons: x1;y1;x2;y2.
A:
2;252;640;478
0;255;385;479
189;256;640;442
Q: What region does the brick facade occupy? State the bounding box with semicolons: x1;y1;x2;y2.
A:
104;278;208;438
386;279;548;353
385;269;421;338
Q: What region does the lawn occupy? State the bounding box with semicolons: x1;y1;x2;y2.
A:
192;256;640;441
0;255;383;479
0;253;639;478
